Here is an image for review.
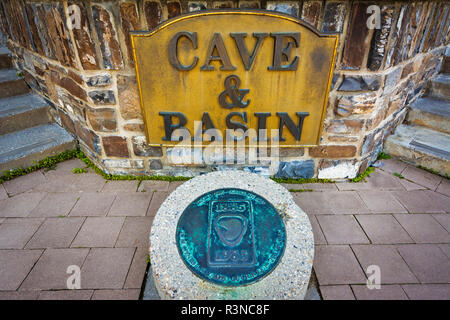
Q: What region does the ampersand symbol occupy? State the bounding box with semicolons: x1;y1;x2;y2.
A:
218;75;250;109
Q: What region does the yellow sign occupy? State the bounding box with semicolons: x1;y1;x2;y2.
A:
131;10;338;147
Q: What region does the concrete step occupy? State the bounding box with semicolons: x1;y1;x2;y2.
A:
0;123;76;173
0;47;12;70
384;124;450;176
406;97;450;134
0;69;29;98
0;94;52;135
428;74;450;100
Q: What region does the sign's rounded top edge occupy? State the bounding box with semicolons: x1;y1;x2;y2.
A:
130;9;340;38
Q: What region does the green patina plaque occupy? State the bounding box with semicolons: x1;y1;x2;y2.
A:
176;188;286;286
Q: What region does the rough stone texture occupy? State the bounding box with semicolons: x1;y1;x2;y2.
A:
119;2;140;67
150;171;314;299
367;5;395;71
86;107;117;132
132;136;163;157
266;2;299;17
167;1;181;19
322;2;347;33
301;1;322;29
275;160;315;179
309;146;357;158
85;74;111;87
318;160;359;179
117;75;142;120
338;75;381;92
144;1;162;29
103;136;130;158
88;90;116;105
335;93;377;117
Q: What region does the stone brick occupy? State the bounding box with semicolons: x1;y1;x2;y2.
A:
335;92;377;117
88;90;116;105
58;109;76;136
341;3;370;70
279;148;304;158
92;5;123;70
309;146;356;158
51;71;88;101
322;2;347;33
144;1;162;29
189;2;207;11
75;121;101;154
86;107;117;132
85;74;111;87
120;2;140;67
275;160;315;179
167;1;181;19
103;136;130;158
301;1;322;28
266;2;299;17
69;1;99;70
328;136;359;143
326;120;364;135
383;67;402;95
367;5;395;71
117;75;142;120
422;3;444;53
123;123;145;132
32;4;56;59
318;160;359;179
338;75;381;92
149;159;163;170
386;5;411;67
103;159;145;169
132;136;163;157
213;1;234;9
24;3;44;55
239;1;259;9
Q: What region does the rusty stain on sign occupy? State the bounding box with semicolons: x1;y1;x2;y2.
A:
131;10;338;147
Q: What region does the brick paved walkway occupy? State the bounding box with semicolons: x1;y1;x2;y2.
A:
0;158;449;300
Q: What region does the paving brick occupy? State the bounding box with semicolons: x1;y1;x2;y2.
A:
436;179;450;197
308;215;327;245
38;290;93;300
71;174;106;192
319;285;355;300
378;159;408;174
3;171;46;196
294;191;370;215
402;284;450;300
168;181;186;193
0;249;43;290
351;285;408;300
138;180;169;192
393;190;447;213
394;214;450;243
20;248;89;290
91;289;140;300
0;193;46;217
358;191;407;213
115;217;153;248
0;184;7;200
0;218;44;249
71;217;125;248
433;214;450;233
43;159;87;178
29;193;80;217
108;193;152;217
124;247;148;289
147;191;169;216
101;180;139;193
81;248;135;289
301;183;338;191
352;245;418;284
314;245;366;285
26;217;85;249
0;290;40;300
356;215;413;244
397;244;450;283
398;178;427;191
69;193;115;217
32;174;79;193
424;190;450;213
438;244;450;259
336;170;405;191
317;215;369;244
401;166;442;190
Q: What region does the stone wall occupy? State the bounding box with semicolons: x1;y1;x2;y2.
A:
0;0;448;179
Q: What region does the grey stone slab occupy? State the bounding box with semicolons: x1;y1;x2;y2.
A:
319;285;355;300
0;290;40;300
336;170;405;191
294;191;371;215
358;191;408;213
401;166;443;190
317;215;369;244
71;217;125;248
356;215;413;244
436;179;450;197
124;247;148;289
402;284;450;300
108;193;152;217
42;158;87;178
168;181;186;193
0;183;8;200
394;214;450;243
433;214;450;233
138;180;169;192
0;192;46;217
38;290;93;300
3;171;46;196
0;69;20;82
0;218;44;249
314;245;366;285
29;192;80;217
438;244;450;259
101;180;139;193
91;289;140;300
26;217;85;249
69;192;115;217
308;215;327;245
81;248;135;289
146;191;169;216
351;285;408;300
393;190;447;213
20;248;89;291
397;244;450;283
410;97;450;118
115;216;153;248
0;249;43;290
352;245;418;284
378;159;408;174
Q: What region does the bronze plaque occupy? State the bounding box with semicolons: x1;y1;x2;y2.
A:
131;10;338;147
